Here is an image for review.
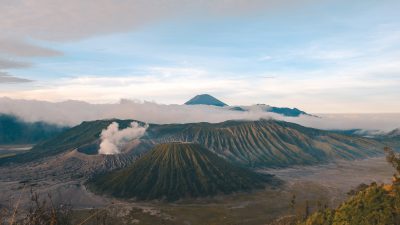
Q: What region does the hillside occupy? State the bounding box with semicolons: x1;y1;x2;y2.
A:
298;148;400;225
298;183;400;225
88;143;274;201
387;128;400;138
1;118;392;168
229;104;311;117
267;106;309;117
0;114;67;145
145;120;386;167
0;119;137;165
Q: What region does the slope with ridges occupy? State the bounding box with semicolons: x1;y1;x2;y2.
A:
145;120;385;167
1;118;390;168
88;143;273;201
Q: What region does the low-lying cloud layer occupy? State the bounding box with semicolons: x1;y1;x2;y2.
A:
0;98;398;132
99;122;148;155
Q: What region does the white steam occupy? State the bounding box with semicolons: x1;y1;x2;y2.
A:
99;122;148;155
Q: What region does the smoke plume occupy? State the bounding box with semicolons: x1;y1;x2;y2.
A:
99;121;148;155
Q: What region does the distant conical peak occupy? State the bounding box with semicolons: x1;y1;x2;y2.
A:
185;94;228;107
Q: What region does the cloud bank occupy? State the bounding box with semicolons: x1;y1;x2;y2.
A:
1;64;399;113
0;72;32;83
0;0;310;41
0;58;31;70
0;0;311;79
0;98;398;132
99;122;148;155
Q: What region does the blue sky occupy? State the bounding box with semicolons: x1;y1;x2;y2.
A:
0;0;399;113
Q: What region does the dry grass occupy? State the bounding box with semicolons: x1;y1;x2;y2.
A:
0;189;72;225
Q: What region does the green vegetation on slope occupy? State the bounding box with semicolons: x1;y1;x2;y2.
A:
0;114;67;144
298;147;400;225
299;185;399;225
88;143;275;201
298;184;400;225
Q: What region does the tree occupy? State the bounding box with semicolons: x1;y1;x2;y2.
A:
384;147;400;185
290;194;296;211
304;201;310;219
298;147;400;225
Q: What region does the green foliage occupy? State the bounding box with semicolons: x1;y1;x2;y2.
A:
88;143;276;201
299;147;400;225
385;146;400;183
300;185;400;225
333;184;399;225
301;209;335;225
347;183;369;196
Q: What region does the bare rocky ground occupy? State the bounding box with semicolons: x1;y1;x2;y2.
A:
0;147;395;225
0;149;113;209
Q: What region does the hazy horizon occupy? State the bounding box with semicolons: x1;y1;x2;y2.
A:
1;97;399;132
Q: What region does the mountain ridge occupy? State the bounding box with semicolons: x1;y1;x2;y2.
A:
144;119;386;167
387;128;400;138
0;119;393;168
0;114;67;145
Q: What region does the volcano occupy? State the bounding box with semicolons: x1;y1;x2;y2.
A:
184;94;228;107
88;142;273;201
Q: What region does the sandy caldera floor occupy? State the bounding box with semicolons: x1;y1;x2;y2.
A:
0;152;395;225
